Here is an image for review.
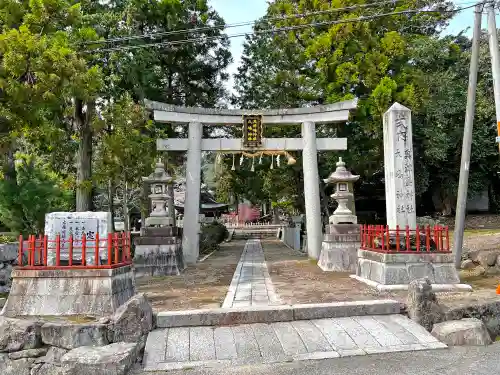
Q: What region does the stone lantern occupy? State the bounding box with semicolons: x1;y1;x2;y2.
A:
318;157;361;273
323;157;359;225
142;159;173;227
134;159;184;276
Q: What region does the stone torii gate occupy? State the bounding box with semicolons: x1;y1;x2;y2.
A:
145;99;358;264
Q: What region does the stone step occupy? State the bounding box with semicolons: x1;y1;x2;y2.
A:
143;314;446;372
155;300;401;328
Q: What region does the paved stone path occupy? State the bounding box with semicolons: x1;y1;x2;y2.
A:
143;314;447;372
222;239;281;308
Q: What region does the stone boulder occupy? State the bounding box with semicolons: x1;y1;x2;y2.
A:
431;318;492;346
60;342;139;375
460;259;475;270
109;293;154;343
406;278;444;331
476;251;498;268
0;243;18;263
41;322;109;350
0;317;41;352
31;363;71;375
35;347;69;364
8;348;48;360
0;354;35;375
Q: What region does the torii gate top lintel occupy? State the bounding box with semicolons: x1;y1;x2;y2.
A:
144;98;358;125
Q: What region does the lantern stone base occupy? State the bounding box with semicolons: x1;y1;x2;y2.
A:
318;224;360;272
134;227;184;277
145;216;173;227
329;214;357;225
352;249;471;291
1;266;135;317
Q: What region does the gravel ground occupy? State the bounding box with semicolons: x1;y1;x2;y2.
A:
135;241;244;311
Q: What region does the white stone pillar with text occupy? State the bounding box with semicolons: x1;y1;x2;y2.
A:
183;122;202;264
302;121;323;259
383;103;417;230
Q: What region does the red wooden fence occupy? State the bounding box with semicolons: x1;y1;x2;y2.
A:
17;232;132;270
360;225;450;253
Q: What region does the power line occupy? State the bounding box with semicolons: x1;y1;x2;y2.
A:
85;3;481;54
83;0;473;46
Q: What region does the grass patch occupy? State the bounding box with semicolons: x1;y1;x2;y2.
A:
0;292;8;299
462;229;500;237
40;315;97;323
460;274;500;289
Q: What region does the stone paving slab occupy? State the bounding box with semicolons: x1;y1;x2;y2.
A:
143;314;447;372
155;299;401;328
222;239;281;308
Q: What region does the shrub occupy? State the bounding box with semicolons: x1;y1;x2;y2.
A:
199;221;229;254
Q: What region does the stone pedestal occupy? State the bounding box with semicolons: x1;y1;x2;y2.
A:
352;250;471;291
2;266;135;317
134;227;184;277
318;224;360;272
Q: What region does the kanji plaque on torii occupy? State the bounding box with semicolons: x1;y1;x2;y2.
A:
242;115;263;148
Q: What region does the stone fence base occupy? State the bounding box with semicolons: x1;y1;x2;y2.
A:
352;249;471;292
2;266;135;317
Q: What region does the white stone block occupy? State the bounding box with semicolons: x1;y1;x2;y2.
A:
44;212;112;265
383;103;417;230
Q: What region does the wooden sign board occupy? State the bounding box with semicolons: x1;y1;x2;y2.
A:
242;115;263;148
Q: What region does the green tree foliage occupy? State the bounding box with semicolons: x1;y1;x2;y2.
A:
0;0;232;226
229;0;498;215
0;154;74;234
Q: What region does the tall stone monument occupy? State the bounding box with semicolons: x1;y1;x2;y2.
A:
353;103;468;291
134;160;184;276
383;103;417;230
318;158;361;272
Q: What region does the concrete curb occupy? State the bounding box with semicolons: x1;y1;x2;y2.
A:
349;275;473;292
155;299;401;328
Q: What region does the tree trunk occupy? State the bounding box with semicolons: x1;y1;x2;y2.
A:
108;179;116;232
3;145;17;182
272;206;280;224
75;99;94;212
123;181;129;232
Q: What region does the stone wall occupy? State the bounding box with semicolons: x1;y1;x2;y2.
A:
0;242;18;294
0;293;153;375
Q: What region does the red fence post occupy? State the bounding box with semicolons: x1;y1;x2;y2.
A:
445;226;450;251
121;232;126;263
385;226;390;252
381;226;385;251
114;233;119;265
396;225;400;252
107;233;113;266
128;232;132;261
416;225;420;252
425;225;431;252
43;235;48;266
18;234;24;267
69;235;73;266
37;234;42;265
405;225;410;251
82;234;87;266
95;233;100;266
55;234;61;267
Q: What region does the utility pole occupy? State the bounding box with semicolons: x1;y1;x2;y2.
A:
453;3;483;268
487;0;500;153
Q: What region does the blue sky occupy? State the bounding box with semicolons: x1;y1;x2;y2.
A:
209;0;499;91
